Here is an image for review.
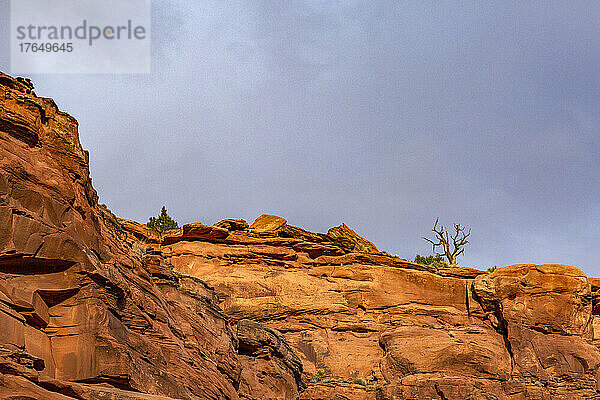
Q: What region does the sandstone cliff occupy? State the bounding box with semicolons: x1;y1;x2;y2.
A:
2;72;600;400
124;218;600;400
0;72;302;399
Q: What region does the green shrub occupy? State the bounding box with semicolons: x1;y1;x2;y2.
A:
414;254;449;268
487;266;498;273
147;206;178;234
310;368;326;383
353;377;368;386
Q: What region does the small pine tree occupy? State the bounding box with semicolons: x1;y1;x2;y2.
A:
147;206;178;234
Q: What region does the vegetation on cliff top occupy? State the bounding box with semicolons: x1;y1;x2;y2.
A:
423;218;471;265
147;206;178;234
413;254;449;268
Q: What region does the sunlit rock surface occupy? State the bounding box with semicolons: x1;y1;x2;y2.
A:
2;71;600;399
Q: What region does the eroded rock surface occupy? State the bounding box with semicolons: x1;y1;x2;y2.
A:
128;222;595;400
2;72;600;400
0;72;302;399
118;209;600;399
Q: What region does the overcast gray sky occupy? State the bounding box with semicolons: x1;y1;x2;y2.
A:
1;1;599;275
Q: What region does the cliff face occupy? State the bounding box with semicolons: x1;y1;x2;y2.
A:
1;72;600;400
133;219;600;400
0;72;302;399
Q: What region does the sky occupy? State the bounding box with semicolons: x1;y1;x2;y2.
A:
1;1;599;274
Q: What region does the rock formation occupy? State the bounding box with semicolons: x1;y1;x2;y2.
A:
0;72;301;399
2;71;600;399
131;218;600;399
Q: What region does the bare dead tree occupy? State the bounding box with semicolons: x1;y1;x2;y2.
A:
423;218;471;266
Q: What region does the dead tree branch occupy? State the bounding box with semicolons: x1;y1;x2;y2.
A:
423;218;470;265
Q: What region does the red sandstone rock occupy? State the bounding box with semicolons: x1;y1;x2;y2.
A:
118;218;162;243
0;72;302;399
2;71;600;400
161;236;600;398
162;223;230;245
250;214;287;234
327;223;379;253
215;219;249;231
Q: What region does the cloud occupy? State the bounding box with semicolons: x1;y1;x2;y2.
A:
1;1;599;274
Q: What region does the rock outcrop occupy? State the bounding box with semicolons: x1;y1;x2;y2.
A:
2;71;600;400
0;72;303;399
118;212;600;399
156;235;598;398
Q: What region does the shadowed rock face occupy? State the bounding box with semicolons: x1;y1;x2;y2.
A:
2;71;600;400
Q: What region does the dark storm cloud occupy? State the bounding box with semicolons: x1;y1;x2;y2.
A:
1;1;599;274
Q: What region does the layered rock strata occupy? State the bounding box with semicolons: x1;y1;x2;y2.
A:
117;212;600;399
2;71;600;400
0;72;302;399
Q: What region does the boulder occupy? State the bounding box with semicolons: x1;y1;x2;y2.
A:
250;214;287;234
215;219;249;231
